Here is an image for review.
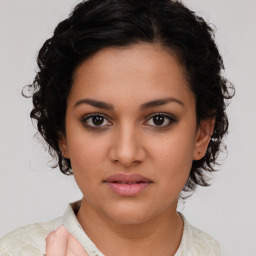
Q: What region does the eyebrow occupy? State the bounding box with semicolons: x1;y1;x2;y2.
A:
140;97;184;110
73;97;183;110
74;99;114;110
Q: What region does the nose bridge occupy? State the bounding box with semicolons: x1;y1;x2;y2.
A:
111;122;145;166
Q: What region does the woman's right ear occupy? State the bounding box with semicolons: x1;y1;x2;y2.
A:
58;134;70;159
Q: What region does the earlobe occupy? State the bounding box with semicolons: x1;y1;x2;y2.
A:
193;118;215;160
58;133;70;159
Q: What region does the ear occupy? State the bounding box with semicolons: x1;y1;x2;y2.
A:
193;118;215;160
58;133;70;159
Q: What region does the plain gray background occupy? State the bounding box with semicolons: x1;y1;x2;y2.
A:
0;0;255;255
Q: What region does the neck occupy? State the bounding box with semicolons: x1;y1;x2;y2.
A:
77;198;184;256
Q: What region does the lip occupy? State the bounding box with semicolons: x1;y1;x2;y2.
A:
104;173;153;197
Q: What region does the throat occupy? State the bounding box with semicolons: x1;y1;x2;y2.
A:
76;199;184;256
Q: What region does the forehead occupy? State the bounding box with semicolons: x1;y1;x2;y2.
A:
69;43;194;108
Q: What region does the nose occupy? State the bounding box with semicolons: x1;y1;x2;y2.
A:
109;125;147;167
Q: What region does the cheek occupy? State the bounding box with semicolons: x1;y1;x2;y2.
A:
152;131;195;168
150;132;195;189
68;138;107;199
67;136;109;193
68;134;106;168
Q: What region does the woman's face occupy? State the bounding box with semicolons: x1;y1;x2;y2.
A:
60;43;210;224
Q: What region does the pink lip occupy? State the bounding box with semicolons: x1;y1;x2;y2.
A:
104;173;153;197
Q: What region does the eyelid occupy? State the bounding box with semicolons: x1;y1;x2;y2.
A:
146;112;176;120
143;112;177;127
82;113;112;128
81;112;176;130
82;112;110;119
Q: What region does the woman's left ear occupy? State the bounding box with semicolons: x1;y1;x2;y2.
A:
193;118;215;160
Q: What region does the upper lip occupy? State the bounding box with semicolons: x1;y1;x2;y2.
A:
104;173;153;184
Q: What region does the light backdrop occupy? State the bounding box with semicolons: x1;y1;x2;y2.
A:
0;0;255;255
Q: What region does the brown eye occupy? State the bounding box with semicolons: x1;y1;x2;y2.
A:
82;114;112;128
144;113;176;128
152;115;165;126
92;116;104;126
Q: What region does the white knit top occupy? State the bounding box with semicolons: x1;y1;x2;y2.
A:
0;201;221;256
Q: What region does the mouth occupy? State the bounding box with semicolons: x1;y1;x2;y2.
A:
109;181;148;184
103;173;153;196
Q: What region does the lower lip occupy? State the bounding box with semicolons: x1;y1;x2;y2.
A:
105;182;151;196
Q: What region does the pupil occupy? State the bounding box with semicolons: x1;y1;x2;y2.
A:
153;115;164;126
93;116;104;125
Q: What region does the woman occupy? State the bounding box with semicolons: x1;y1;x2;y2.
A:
0;0;233;255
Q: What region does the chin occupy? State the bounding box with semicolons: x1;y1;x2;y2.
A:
110;213;153;225
104;203;159;225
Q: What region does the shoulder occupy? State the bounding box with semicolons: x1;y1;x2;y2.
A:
175;215;221;256
186;221;221;255
0;217;62;256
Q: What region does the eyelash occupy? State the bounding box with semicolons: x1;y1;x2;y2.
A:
81;112;177;130
82;113;112;130
144;113;177;128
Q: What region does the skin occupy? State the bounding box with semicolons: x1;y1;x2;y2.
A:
46;226;88;256
48;43;214;256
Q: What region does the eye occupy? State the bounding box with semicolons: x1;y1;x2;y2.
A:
144;113;176;128
82;114;112;128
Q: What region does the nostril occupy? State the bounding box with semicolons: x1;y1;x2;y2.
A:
108;134;147;166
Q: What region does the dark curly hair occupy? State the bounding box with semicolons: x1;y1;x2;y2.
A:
25;0;234;194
